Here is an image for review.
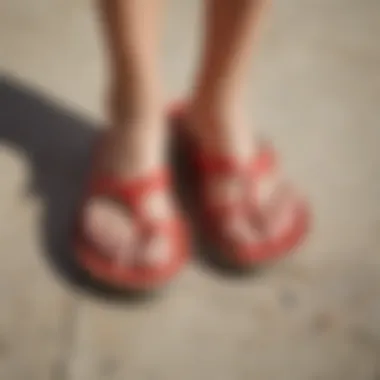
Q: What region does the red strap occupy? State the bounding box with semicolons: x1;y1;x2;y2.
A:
246;143;278;213
196;141;276;177
249;143;276;178
196;153;243;176
85;169;170;214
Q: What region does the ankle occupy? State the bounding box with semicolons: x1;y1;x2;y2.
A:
189;89;244;123
100;120;166;178
186;95;254;159
100;88;166;177
107;77;164;126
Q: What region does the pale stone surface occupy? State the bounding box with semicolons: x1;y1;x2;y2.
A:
1;0;380;379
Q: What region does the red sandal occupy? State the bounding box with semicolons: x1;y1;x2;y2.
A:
75;160;189;290
169;103;310;269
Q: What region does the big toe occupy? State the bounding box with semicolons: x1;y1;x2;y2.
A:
264;186;304;240
83;198;137;263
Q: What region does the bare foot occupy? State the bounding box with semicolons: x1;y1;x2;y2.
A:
82;116;176;269
186;102;302;250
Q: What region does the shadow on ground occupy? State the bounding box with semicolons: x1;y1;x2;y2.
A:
0;76;150;302
0;75;262;302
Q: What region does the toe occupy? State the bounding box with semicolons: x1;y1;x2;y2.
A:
264;184;302;239
141;233;171;268
83;198;137;262
224;212;262;246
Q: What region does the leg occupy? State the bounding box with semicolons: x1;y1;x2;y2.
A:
80;0;182;280
190;0;268;159
179;0;308;261
97;0;166;177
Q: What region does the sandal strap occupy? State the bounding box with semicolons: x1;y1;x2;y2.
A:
248;142;276;178
246;143;277;209
85;169;171;216
143;217;183;237
196;153;244;176
196;140;276;178
198;143;278;225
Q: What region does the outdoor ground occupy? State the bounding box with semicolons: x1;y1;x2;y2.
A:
0;0;380;379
